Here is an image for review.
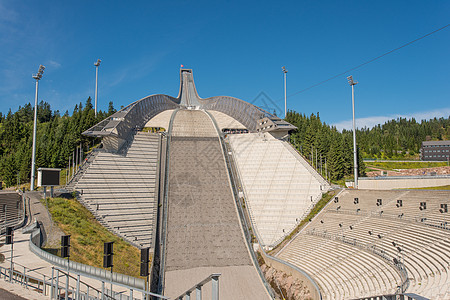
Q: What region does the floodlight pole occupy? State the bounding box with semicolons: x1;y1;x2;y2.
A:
282;66;288;118
347;75;358;189
31;65;45;191
94;59;101;117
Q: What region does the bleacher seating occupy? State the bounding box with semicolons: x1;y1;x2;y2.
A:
228;132;329;247
0;192;23;230
276;189;450;299
75;132;160;249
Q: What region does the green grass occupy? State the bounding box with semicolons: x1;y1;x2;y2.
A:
269;189;338;255
43;197;145;278
366;161;447;171
407;185;450;190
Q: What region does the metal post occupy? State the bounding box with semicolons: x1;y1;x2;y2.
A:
282;66;288;118
65;272;69;300
56;269;60;299
129;288;133;300
75;146;78;174
76;274;80;300
110;266;113;299
30;81;39;190
10;237;13;282
67;156;70;184
211;275;220;300
101;281;105;300
94;59;101;117
348;75;358;189
196;286;201;300
186;291;191;300
3;204;7;232
51;267;54;299
72;151;75;179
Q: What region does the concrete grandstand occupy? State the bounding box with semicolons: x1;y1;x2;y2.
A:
74;69;328;299
64;69;450;299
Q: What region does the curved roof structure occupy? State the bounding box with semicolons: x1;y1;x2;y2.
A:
83;69;296;151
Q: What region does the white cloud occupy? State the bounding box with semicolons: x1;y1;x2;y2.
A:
48;60;61;69
333;107;450;131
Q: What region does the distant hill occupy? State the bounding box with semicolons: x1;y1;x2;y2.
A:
285;111;449;181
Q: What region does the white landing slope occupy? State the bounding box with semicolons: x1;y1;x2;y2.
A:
228;132;329;247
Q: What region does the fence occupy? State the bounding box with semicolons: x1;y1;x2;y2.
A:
28;226;146;290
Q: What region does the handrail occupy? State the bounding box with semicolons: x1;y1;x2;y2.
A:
219;135;323;300
66;144;101;188
0;191;27;234
28;226;146;290
175;273;221;300
304;230;409;293
205;110;275;299
328;209;450;231
159;107;180;294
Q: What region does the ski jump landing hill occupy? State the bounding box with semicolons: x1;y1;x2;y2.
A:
76;69;329;299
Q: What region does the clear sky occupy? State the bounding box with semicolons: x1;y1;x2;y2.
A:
0;1;449;130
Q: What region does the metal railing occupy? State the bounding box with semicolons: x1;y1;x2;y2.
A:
28;226;146;290
0;191;27;235
159;108;180;294
328;208;450;231
205;110;275;299
0;264;168;300
174;273;221;300
305;230;409;293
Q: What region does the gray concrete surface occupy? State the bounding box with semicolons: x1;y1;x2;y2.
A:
164;110;271;299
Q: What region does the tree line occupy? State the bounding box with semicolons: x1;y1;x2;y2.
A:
1;102;448;186
0;98;117;187
285;111;449;181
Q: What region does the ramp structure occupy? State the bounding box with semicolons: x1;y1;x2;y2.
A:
163;110;270;299
77;69;332;298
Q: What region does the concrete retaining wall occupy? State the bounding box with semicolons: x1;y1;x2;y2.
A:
260;249;321;300
356;176;450;190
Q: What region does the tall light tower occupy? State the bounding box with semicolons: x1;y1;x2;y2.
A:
30;65;45;191
282;66;288;118
347;75;358;189
94;59;101;117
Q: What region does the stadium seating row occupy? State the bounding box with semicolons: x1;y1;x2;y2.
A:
277;189;450;299
76;132;160;249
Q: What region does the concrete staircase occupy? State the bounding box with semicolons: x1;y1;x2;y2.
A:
75;132;161;249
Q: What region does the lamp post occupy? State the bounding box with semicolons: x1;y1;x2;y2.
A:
282;66;288;118
30;65;45;191
347;75;358;189
94;59;101;117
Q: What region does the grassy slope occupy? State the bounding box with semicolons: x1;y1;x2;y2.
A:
269;189;338;255
365;161;447;171
44;197;145;278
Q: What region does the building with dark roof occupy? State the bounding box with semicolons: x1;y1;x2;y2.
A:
420;140;450;161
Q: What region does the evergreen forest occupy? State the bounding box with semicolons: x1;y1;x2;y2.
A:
0;102;448;187
285;111;449;181
0;98;117;187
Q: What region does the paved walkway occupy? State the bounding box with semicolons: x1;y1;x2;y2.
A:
0;191;142;299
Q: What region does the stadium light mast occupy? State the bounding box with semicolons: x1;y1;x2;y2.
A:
282;66;288;118
347;75;358;189
30;65;45;191
94;59;101;117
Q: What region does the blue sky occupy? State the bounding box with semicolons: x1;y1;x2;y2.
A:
0;1;449;130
